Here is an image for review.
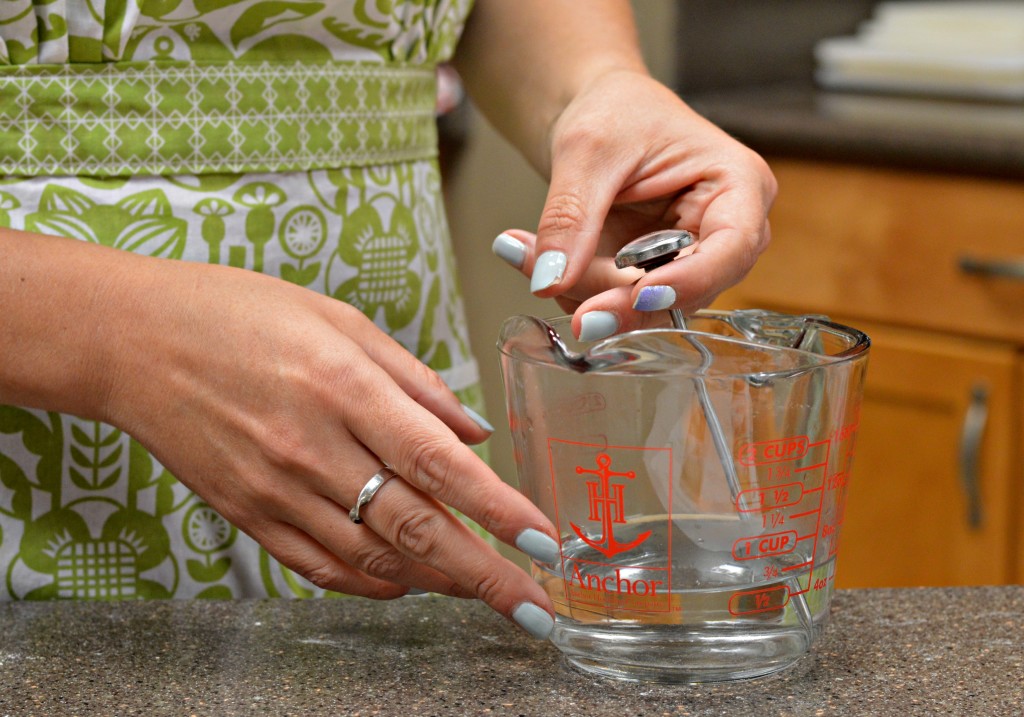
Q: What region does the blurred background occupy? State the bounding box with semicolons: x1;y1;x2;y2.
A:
441;1;1024;590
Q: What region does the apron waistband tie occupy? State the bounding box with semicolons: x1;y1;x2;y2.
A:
0;59;438;177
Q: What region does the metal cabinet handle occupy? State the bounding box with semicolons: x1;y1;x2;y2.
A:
959;255;1024;280
958;384;988;530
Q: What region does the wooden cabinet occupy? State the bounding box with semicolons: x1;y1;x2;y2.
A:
714;158;1024;588
838;323;1017;587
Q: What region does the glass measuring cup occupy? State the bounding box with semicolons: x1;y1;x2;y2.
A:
498;309;870;682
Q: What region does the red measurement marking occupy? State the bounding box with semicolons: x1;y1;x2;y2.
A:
732;530;799;561
782;560;813;573
728;584;789;616
833;422;859;443
826;471;850;490
737;482;804;512
737;436;809;466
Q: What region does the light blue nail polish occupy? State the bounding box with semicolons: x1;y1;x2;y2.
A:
461;403;495;433
515;528;560;564
512;602;554;640
530;250;567;293
492;233;526;269
633;285;677;312
578;311;619;342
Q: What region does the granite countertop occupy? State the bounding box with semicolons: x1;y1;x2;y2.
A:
686;84;1024;180
1;586;1021;716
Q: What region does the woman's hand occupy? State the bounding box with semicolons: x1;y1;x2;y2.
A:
493;70;777;341
0;232;558;638
453;0;774;341
116;258;558;633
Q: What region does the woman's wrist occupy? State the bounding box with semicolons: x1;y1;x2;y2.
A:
454;0;648;176
0;229;156;423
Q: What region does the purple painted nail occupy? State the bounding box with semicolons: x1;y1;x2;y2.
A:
633;285;677;312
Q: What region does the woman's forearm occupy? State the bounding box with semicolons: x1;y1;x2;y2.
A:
453;0;648;176
0;229;147;419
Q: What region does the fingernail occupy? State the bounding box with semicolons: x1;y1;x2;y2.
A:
515;528;560;564
578;311;619;342
405;588;429;596
492;233;527;269
633;285;677;312
461;403;495;433
512;602;554;640
530;250;567;293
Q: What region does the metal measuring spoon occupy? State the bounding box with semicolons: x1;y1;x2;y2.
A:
515;315;638;374
614;231;743;502
614;229;694;331
616;231;814;637
523;230;694;374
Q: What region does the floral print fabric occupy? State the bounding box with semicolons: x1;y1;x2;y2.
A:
0;0;481;600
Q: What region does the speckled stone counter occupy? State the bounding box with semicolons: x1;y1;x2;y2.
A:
1;586;1021;716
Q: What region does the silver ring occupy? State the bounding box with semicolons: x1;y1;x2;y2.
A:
349;466;398;524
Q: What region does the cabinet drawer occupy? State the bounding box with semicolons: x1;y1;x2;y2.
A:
732;158;1024;342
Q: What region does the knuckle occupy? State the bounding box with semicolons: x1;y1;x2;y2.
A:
315;347;366;404
393;510;446;561
537;191;589;238
473;570;506;606
300;562;343;591
253;414;292;459
356;545;407;580
258;420;314;473
298;560;397;600
555;119;607;155
242;472;289;511
333;300;367;324
403;437;458;496
468;492;506;534
730;148;778;209
747;229;770;268
406;360;449;401
728;238;759;281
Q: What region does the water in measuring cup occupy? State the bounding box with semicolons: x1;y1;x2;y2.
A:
536;516;835;682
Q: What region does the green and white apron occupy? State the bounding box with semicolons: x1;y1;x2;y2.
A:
0;0;483;600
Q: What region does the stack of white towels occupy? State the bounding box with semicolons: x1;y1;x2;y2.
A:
815;2;1024;101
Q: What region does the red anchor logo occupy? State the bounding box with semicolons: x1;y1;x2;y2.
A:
570;452;651;558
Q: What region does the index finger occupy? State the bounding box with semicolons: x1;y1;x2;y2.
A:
527;134;627;298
